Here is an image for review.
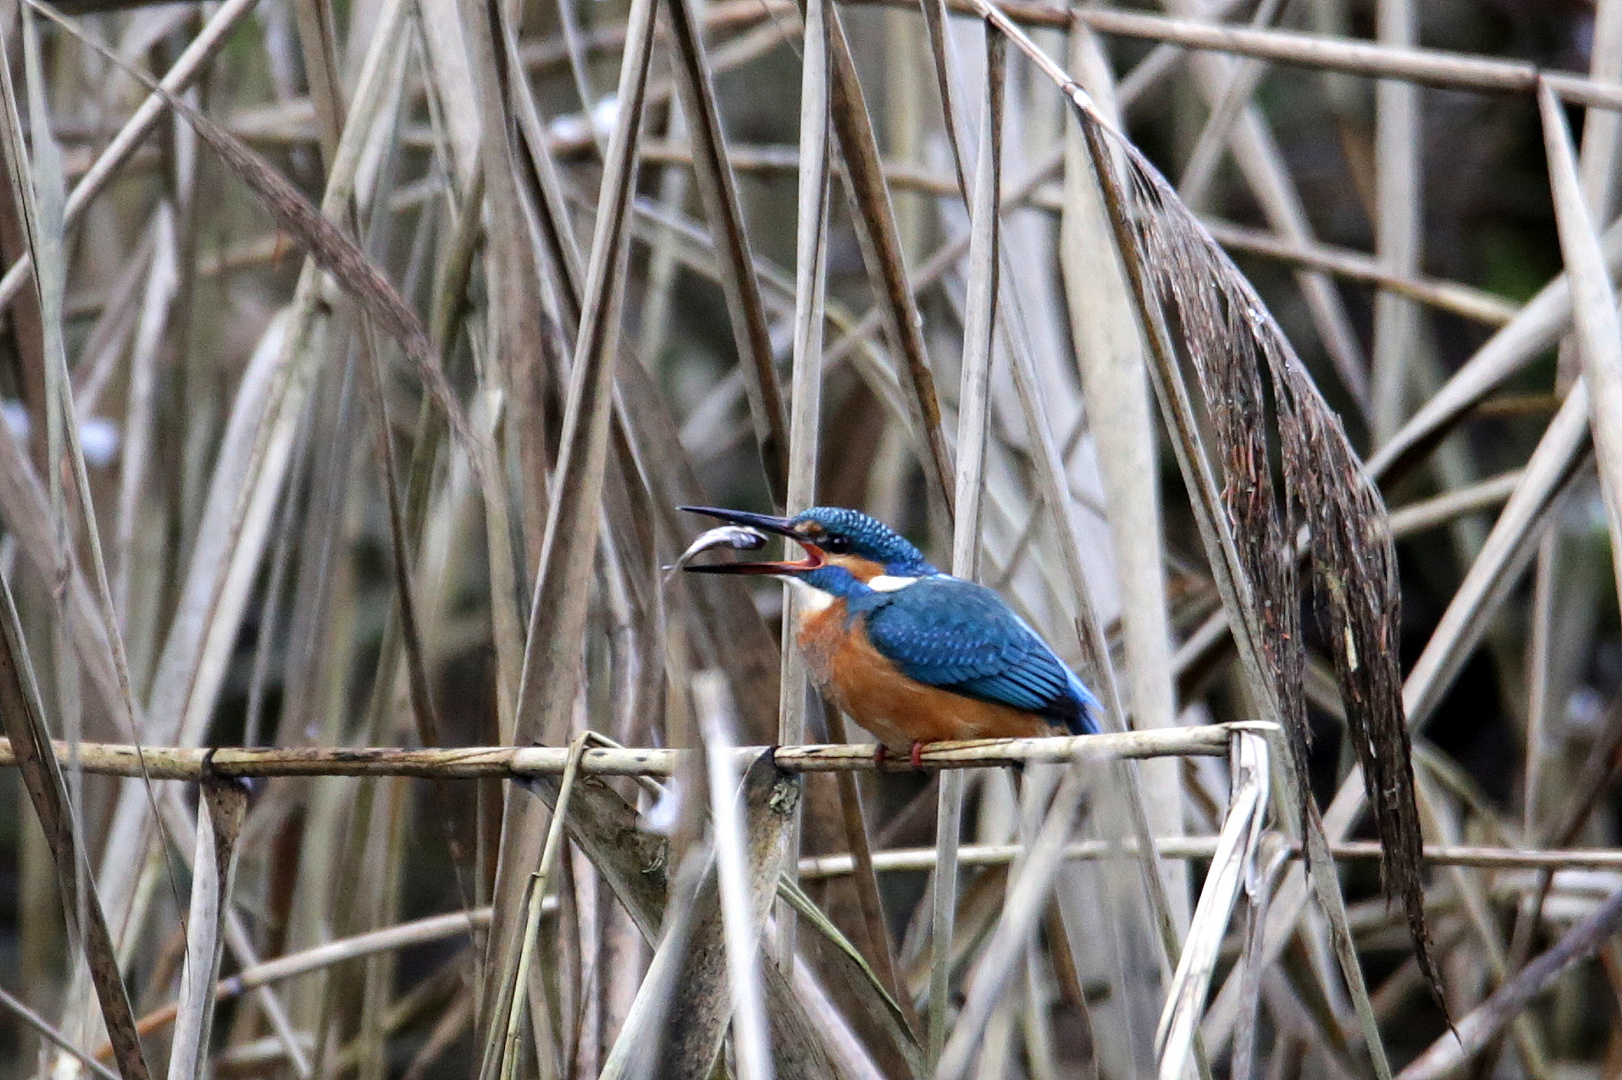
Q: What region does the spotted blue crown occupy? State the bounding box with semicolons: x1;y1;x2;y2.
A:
792;507;938;576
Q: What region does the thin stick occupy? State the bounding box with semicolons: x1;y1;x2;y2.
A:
797;838;1622;877
0;726;1236;780
0;986;122;1080
855;1;1622;114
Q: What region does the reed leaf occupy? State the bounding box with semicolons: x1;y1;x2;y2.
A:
165;778;248;1080
0;569;148;1080
662;0;791;503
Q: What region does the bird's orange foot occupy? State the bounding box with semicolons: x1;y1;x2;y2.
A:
910;742;926;770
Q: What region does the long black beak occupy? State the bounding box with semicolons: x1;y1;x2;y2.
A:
679;506;798;536
677;506;824;575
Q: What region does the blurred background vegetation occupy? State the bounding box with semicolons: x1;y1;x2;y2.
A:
1;0;1620;1076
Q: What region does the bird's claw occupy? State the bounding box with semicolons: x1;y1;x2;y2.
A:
872;743;928;771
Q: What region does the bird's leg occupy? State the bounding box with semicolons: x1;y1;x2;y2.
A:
910;742;926;770
873;744;889;770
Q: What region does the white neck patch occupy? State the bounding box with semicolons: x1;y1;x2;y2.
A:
785;576;835;613
867;574;919;592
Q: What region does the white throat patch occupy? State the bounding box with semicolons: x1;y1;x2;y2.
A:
785;576;835;613
867;575;919;592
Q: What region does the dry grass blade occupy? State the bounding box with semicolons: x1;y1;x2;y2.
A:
112;205;177;621
29;1;475;459
506;0;655;741
0;17;160;1077
479;0;659;1062
0;0;263;310
776;0;833;960
1397;884;1622;1080
915;0;969;195
1066;7;1622;109
359;343;446;777
697;676;791;1080
823;2;955;514
661;0;791;503
821;706;921;1039
166;778;248;1080
456;0;557;730
519;757;839;1079
488;737;589;1079
949;27;1002;580
112;909;492;1052
0;986;120;1080
1155;731;1268;1080
1056;27;1193;972
1541;83;1622;602
0;570;149;1080
1387;471;1524;537
1402;387;1591;727
1370;0;1423;445
1199;218;1521;327
773;875;920;1061
1578;0;1622;223
933;767;1088;1080
598;844;711;1080
1367;217;1622;483
289;0;343;160
1175;0;1287;209
929;25;1003;1070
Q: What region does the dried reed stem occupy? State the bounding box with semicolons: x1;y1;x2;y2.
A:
0;726;1235;780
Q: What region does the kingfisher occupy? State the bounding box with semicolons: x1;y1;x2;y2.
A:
680;505;1102;766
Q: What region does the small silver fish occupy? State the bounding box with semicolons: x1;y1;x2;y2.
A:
662;525;770;581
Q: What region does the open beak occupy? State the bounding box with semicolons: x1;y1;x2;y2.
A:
677;506;826;575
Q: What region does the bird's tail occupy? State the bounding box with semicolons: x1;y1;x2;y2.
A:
1065;670;1103;736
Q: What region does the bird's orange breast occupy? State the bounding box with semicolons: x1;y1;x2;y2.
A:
796;601;1053;749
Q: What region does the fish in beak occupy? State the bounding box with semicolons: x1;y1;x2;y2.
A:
676;506;827;575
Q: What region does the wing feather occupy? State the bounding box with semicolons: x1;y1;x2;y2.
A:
860;577;1100;734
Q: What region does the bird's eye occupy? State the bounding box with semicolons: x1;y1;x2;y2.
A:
825;535;852;554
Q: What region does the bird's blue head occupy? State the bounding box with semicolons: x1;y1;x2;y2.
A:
678;505;938;597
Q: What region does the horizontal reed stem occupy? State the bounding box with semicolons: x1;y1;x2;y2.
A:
799;838;1622;878
0;724;1238;780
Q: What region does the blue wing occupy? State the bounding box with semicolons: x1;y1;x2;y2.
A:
857;577;1101;735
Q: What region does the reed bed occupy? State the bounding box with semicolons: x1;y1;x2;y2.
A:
0;0;1619;1077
